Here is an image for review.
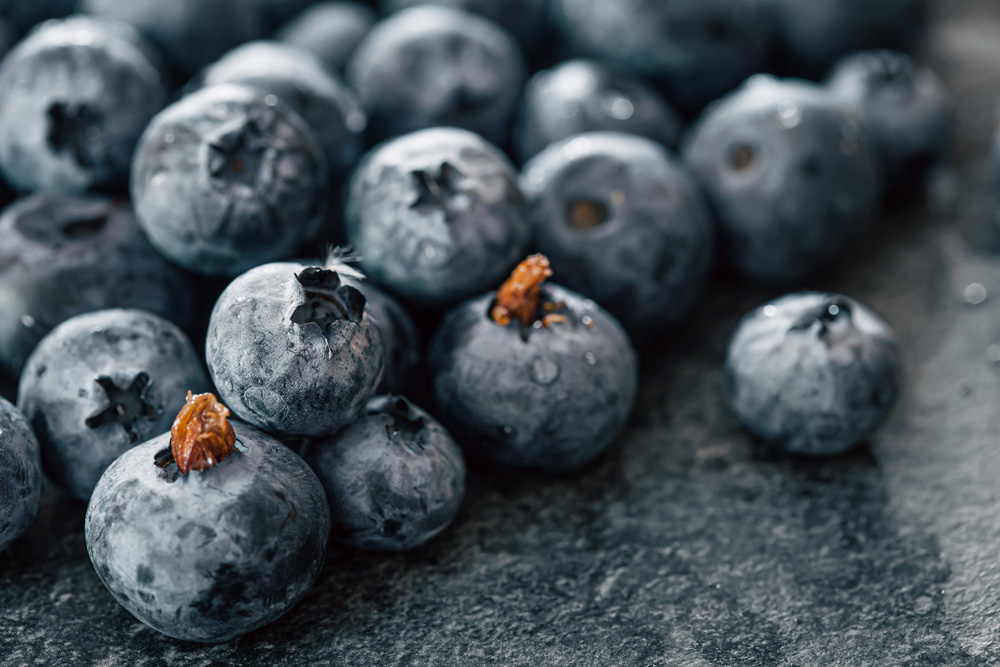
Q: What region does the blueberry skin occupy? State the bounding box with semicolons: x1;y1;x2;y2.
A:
276;2;376;74
683;76;881;285
0;0;73;32
827;51;952;187
343;277;420;395
521;133;714;343
17;309;210;500
430;285;638;472
0;397;41;552
85;422;330;643
198;41;366;175
514;59;683;163
303;395;465;552
382;0;546;51
549;0;772;113
345;128;530;307
0;16;167;195
132;84;329;278
80;0;266;77
206;262;385;438
725;292;900;456
0;194;193;379
347;6;526;145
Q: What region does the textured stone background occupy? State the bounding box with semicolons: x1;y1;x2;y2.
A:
6;0;1000;664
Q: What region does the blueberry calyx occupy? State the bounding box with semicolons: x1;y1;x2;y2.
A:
789;297;854;339
291;268;368;335
368;395;426;447
410;162;469;222
47;102;101;168
206;114;271;189
565;199;610;229
85;372;157;443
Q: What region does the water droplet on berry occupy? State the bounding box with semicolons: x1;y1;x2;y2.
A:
964;283;987;305
530;357;560;385
763;305;778;318
776;100;801;129
19;314;35;328
585;352;597;366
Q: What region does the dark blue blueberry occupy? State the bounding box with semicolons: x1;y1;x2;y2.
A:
17;309;210;500
197;41;366;176
382;0;546;51
0;17;167;195
827;51;952;187
683;75;881;284
0;194;194;379
514;59;683;163
725;292;900;456
0;396;41;552
206;262;385;438
132;84;329;278
521;133;714;343
303;395;465;551
0;0;73;32
347;6;526;144
85;420;330;642
80;0;266;77
276;2;377;74
548;0;772;113
345;128;530;307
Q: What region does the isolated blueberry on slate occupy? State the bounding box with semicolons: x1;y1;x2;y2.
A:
683;75;881;285
206;262;384;438
382;0;547;51
430;256;638;472
0;16;167;195
276;2;377;74
521;133;714;343
347;6;526;145
0;194;193;379
0;0;74;32
827;51;952;187
548;0;772;113
514;59;683;163
0;397;41;552
80;0;266;76
197;41;366;175
86;393;330;642
132;84;328;278
345;128;530;307
303;395;465;551
17;309;210;500
725;292;900;456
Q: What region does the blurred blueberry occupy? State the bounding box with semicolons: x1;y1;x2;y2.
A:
0;396;41;552
0;0;73;32
276;2;376;74
382;0;546;51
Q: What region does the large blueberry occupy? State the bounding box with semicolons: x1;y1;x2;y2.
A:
430;256;638;472
132;84;328;278
683;75;881;284
548;0;772;113
303;395;465;551
206;262;384;438
0;16;167;195
0;0;73;32
347;6;525;144
827;51;952;187
197;41;366;175
17;309;210;500
382;0;547;51
725;292;900;456
0;194;193;379
0;397;41;552
521;133;714;343
276;2;376;74
86;418;330;642
345;128;530;307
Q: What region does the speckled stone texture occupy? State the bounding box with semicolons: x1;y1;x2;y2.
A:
5;0;1000;664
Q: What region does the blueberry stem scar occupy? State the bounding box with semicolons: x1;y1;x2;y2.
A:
169;392;236;475
490;255;567;328
85;373;157;443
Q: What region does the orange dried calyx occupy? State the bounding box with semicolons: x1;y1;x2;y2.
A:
490;255;566;327
170;392;237;475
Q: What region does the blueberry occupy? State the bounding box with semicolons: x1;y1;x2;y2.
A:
549;0;772;113
0;0;73;32
131;84;328;278
345;128;530;307
85;399;330;642
514;59;683;162
429;256;638;472
276;2;377;74
382;0;547;52
347;6;526;144
0;396;41;552
80;0;266;77
206;262;384;438
17;309;210;500
827;51;952;188
521;133;714;343
0;16;167;195
683;75;881;284
725;292;900;456
0;194;194;379
303;395;465;551
197;41;366;176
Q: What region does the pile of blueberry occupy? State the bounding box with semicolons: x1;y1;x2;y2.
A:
0;0;953;644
